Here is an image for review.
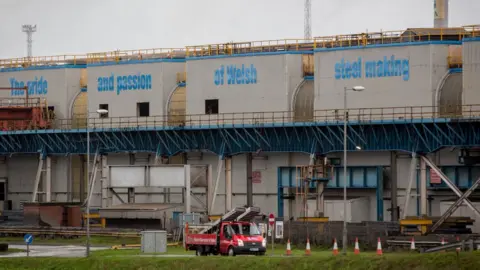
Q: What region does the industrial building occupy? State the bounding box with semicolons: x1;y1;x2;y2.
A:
0;24;479;235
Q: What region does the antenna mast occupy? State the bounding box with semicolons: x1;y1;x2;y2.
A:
22;24;37;58
304;0;312;39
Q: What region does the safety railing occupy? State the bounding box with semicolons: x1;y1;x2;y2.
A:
464;25;480;37
186;39;314;57
0;104;478;132
86;48;187;64
186;27;476;58
0;97;43;107
0;55;86;70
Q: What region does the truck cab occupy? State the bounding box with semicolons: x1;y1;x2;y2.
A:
219;221;266;256
184;207;266;256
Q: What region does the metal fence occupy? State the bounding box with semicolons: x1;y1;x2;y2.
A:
1;104;479;131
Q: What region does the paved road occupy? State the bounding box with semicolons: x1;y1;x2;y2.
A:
0;244;108;258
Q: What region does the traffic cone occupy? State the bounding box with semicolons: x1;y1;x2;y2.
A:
305;238;311;256
410;237;416;250
441;238;446;253
376;238;383;255
456;236;461;252
354;237;360;254
285;239;292;256
332;238;339;256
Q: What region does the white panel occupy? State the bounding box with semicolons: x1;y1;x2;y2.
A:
150;166;186;187
110;166;145;187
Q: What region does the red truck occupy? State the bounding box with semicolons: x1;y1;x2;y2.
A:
185;207;266;256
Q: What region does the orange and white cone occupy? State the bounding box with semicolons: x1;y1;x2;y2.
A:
441;238;446;253
410;237;416;250
332;238;339;256
354;237;360;254
456;236;461;252
305;238;311;256
285;239;292;256
376;237;383;255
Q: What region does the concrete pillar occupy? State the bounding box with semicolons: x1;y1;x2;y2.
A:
390;151;398;221
127;187;135;203
225;157;232;212
246;153;253;207
100;155;111;208
185;164;191;214
79;155;86;203
420;157;428;216
44;156;52;202
316;183;324;217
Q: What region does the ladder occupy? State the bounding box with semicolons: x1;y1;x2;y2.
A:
199;207;261;234
430;175;480;233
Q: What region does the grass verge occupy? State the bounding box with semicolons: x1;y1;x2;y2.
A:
1;252;480;270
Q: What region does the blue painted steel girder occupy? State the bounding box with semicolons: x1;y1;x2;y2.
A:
0;120;479;155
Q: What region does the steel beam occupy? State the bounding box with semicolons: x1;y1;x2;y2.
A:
421;156;480;218
420;157;428;216
246;153;253;207
100;155;111;208
402;152;417;220
390;151;398;221
206;164;213;214
225;157;232;212
184;164;191;214
44;156;51;202
209;155;224;214
430;175;480;232
31;154;44;202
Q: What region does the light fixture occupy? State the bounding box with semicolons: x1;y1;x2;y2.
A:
352;86;365;91
355;146;362;150
96;109;108;114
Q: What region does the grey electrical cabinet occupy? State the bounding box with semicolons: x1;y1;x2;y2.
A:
141;230;167;253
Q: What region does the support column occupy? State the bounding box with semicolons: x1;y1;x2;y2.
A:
390;151;398;221
184;164;191;214
31;154;44;202
287;153;293;219
127;188;135;203
100;155;111;208
420;157;428;216
225;157;232;212
206;164;213;214
44;156;52;202
246;153;253;207
316;183;324;217
79;155;86;203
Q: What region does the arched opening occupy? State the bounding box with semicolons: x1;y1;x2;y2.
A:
71;91;87;128
293;80;314;122
70;88;88;202
167;86;186;126
438;72;462;117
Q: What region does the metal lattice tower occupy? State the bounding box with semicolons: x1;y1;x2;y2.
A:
304;0;312;39
22;24;37;58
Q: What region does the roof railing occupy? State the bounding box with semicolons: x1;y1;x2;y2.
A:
86;48;187;64
0;55;86;70
1;26;479;66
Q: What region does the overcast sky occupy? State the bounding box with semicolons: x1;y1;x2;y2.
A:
0;0;478;59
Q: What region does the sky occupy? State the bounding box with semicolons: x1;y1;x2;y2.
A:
0;0;478;59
